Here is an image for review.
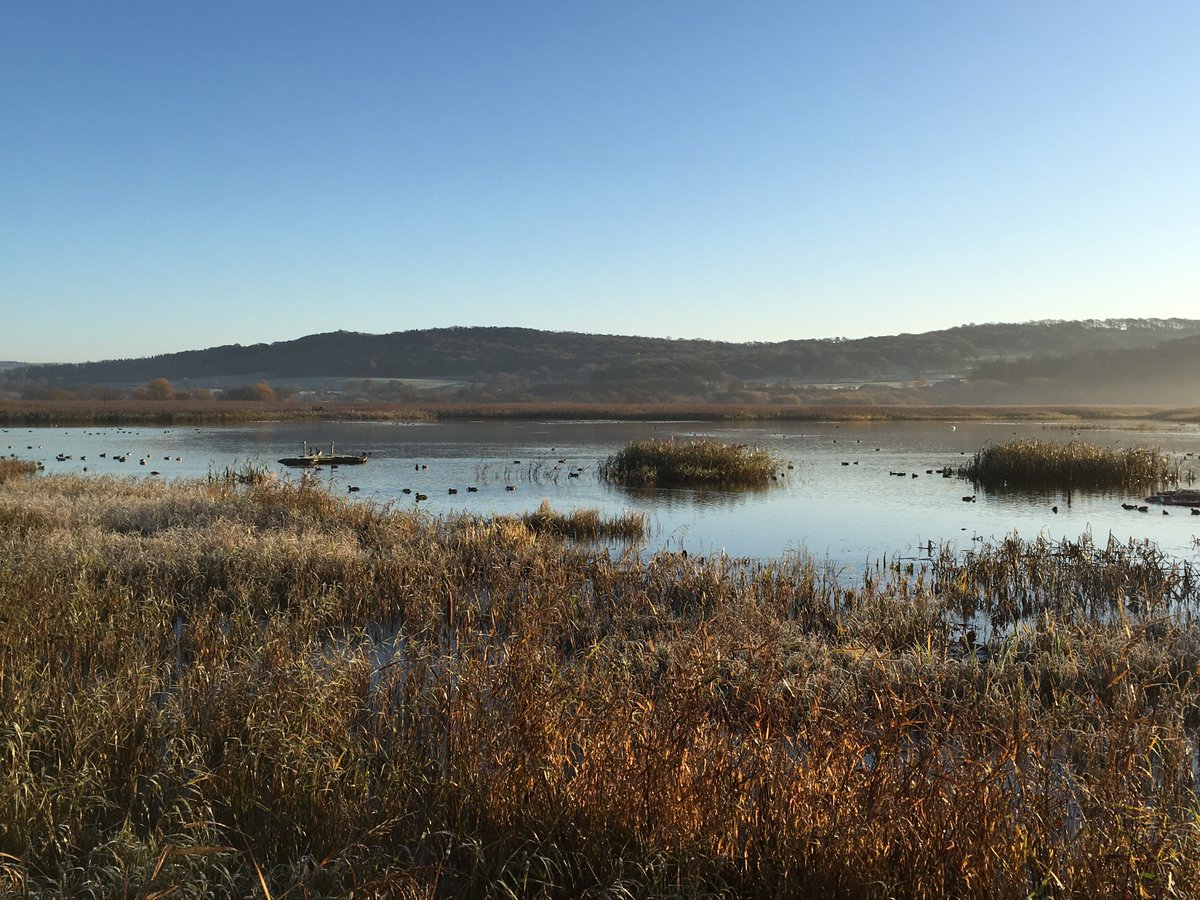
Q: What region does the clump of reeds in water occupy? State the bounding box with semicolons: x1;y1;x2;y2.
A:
0;457;37;483
959;437;1182;491
508;499;645;541
599;436;781;487
5;472;1200;897
207;460;277;485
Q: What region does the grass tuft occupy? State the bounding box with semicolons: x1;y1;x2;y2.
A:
509;499;646;541
959;438;1182;491
599;437;781;488
0;457;38;483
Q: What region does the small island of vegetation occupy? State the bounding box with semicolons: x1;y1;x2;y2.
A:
959;438;1185;491
508;499;646;541
599;437;782;488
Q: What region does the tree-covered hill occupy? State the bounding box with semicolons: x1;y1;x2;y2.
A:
960;332;1200;406
5;318;1200;405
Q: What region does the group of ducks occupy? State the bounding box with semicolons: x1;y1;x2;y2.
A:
349;484;491;502
1119;502;1200;516
20;445;183;476
347;458;591;500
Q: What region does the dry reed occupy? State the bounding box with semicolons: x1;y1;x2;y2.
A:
0;457;37;484
508;499;646;541
1;473;1199;897
600;437;782;488
960;437;1183;491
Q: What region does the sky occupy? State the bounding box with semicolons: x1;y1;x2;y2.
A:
2;1;1198;363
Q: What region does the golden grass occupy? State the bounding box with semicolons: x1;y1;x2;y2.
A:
960;437;1184;491
507;499;646;541
0;457;37;483
1;474;1199;896
600;437;782;488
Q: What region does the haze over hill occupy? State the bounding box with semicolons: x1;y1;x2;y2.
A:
4;318;1200;407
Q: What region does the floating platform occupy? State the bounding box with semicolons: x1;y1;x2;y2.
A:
278;442;368;468
1144;490;1200;506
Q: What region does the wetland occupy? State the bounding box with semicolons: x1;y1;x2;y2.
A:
3;416;1200;897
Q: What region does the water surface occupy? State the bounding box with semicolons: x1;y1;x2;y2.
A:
9;419;1200;567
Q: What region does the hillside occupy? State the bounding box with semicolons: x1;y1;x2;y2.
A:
5;318;1200;405
961;333;1200;406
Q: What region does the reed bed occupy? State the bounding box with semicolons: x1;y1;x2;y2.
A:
959;437;1183;491
600;437;782;488
507;499;646;541
0;457;37;483
4;399;1179;427
2;474;1200;897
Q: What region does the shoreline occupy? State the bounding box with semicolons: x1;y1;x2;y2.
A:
3;398;1199;427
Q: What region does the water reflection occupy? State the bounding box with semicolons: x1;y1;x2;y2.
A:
606;481;775;510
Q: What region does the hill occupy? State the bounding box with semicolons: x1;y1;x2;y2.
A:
5;318;1200;405
960;332;1200;406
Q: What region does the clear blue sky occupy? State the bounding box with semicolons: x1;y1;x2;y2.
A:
3;1;1198;363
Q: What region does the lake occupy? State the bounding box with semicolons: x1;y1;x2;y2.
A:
8;418;1200;567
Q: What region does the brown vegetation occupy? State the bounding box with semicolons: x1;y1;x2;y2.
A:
2;397;1197;428
2;473;1200;896
0;457;37;483
960;438;1187;491
507;499;646;541
600;437;782;487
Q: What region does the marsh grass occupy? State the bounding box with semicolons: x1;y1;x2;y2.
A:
2;473;1200;896
207;460;278;485
959;437;1183;491
600;437;782;488
0;457;37;483
510;499;646;541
